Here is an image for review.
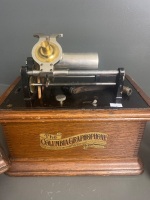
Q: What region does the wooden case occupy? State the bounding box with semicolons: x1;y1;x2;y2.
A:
0;75;150;176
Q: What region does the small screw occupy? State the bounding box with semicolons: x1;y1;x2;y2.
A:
83;99;98;107
92;99;97;107
7;104;13;108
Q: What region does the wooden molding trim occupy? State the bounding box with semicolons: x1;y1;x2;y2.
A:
6;158;143;176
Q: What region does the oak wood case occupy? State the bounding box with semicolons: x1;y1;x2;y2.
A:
0;75;150;176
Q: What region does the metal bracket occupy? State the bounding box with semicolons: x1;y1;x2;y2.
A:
21;66;33;106
32;34;63;72
115;68;125;103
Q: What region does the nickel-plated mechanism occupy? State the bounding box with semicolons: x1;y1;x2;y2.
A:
21;34;130;107
1;34;149;177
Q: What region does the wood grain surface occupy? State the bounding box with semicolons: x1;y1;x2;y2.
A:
0;75;149;176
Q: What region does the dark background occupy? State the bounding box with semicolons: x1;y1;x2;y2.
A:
0;0;150;199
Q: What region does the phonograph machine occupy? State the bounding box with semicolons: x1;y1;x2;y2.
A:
0;34;150;176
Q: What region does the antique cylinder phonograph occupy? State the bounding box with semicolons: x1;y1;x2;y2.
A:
0;34;150;176
21;34;125;104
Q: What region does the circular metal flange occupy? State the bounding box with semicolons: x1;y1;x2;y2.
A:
29;76;37;93
32;34;63;72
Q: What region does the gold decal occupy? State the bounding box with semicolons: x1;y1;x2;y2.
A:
40;132;108;150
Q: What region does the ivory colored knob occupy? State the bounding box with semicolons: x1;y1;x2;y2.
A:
56;95;66;106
